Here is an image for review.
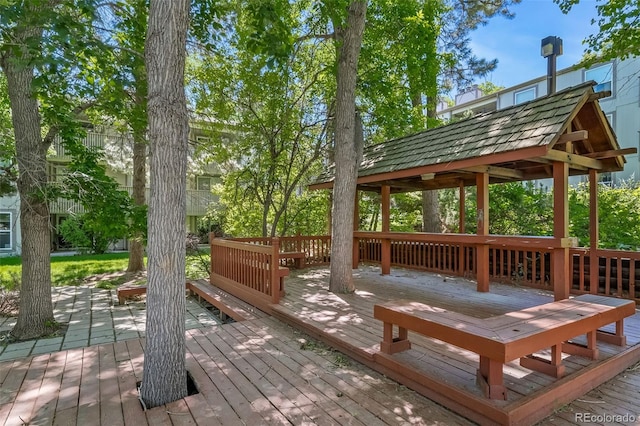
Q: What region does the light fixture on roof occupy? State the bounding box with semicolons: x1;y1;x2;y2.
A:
541;36;563;95
421;173;435;181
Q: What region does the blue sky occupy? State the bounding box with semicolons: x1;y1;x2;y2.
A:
469;0;600;88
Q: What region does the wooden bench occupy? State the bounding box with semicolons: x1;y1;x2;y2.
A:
118;280;267;323
117;285;148;305
277;266;289;296
374;294;636;400
186;279;266;322
279;251;305;269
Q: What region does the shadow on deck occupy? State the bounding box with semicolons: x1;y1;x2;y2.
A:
271;265;640;426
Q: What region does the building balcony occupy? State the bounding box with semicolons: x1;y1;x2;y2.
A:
49;131;131;161
49;188;215;216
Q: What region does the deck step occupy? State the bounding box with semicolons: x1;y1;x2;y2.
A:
186;279;266;322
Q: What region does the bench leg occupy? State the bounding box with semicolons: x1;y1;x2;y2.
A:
562;330;599;360
379;322;411;354
520;344;566;378
295;257;304;269
280;277;286;297
596;319;627;346
476;356;507;400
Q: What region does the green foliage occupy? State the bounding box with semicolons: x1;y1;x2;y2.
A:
390;192;422;231
358;192;429;232
477;81;504;95
439;181;554;236
0;74;15;196
53;141;144;254
360;0;446;139
569;182;640;249
57;213;127;254
188;2;332;237
240;0;295;66
186;233;210;278
555;0;639;63
58;218;93;252
489;182;554;236
437;180;640;250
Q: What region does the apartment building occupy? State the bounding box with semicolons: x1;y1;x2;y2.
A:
0;127;220;256
437;57;640;184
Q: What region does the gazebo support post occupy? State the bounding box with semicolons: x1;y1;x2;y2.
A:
553;161;570;300
589;169;599;293
353;190;360;269
381;185;391;275
476;173;489;292
459;180;465;233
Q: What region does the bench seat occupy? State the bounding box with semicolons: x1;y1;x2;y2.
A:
278;251;305;269
374;294;636;400
117;285;148;305
187;280;266;322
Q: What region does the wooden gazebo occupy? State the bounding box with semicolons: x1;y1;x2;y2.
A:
311;81;636;301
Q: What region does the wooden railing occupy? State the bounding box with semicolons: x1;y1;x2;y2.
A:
354;231;640;303
570;248;640;300
214;232;639;304
210;237;282;312
359;236;476;277
229;235;331;267
488;247;551;288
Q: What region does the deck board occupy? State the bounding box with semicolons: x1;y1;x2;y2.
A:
56;348;83;412
273;265;640;425
6;354;49;426
221;323;351;426
31;350;66;426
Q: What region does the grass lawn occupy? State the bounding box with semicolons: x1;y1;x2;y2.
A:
0;251;210;290
0;252;133;289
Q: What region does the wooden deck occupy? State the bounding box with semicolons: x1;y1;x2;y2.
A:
0;298;472;425
271;265;640;425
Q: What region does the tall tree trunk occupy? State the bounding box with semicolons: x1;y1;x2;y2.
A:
140;0;190;408
127;127;146;272
329;1;367;294
1;12;56;340
420;96;440;232
409;1;440;233
421;191;440;232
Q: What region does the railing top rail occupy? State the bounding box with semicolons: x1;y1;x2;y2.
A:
569;247;640;260
211;238;274;254
354;231;573;250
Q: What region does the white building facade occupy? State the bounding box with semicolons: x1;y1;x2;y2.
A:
438;57;640;183
0;128;220;256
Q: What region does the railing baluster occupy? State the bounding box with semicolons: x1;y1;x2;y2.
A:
617;256;623;297
605;256;611;296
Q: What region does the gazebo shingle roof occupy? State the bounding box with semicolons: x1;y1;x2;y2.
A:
358;84;582;177
312;82;629;192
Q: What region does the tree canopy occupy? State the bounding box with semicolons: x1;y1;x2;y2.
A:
556;0;640;64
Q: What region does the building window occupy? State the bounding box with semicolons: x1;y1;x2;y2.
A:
585;63;613;96
0;212;11;250
197;176;212;191
514;87;536;105
599;172;613;187
605;112;614;129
